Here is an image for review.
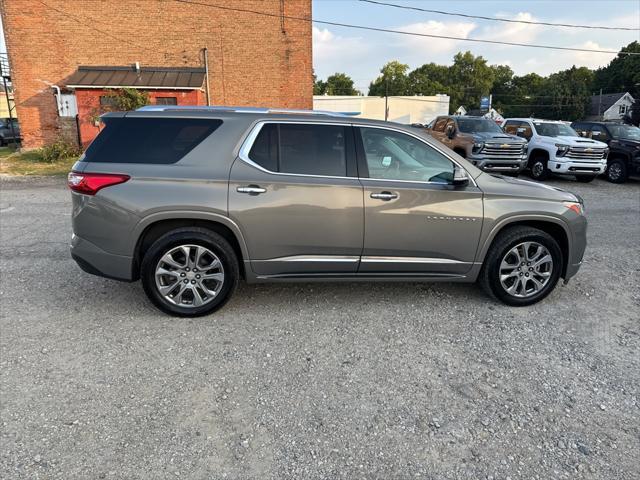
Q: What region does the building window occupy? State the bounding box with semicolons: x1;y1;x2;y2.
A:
156;97;178;105
619;104;627;115
99;95;117;107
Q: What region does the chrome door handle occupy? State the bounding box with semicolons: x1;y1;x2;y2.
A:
237;185;266;195
370;191;398;201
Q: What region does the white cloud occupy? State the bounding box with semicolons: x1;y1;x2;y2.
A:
478;12;543;44
395;20;477;55
313;26;369;65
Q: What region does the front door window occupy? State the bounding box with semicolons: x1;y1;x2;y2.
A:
359;127;454;184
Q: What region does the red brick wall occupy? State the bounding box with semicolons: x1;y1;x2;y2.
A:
75;89;204;148
0;0;313;149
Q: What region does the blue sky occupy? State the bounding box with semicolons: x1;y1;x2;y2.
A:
1;1;638;91
312;0;640;91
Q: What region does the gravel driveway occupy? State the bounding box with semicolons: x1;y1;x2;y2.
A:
1;175;638;479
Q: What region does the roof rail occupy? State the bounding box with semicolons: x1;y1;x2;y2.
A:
136;105;345;116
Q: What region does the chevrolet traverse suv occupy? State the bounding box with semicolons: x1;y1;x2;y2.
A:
69;107;587;316
427;116;528;175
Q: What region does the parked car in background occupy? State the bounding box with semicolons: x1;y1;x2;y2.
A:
0;118;20;145
427;116;528;175
503;118;608;182
571;121;640;183
68;106;587;316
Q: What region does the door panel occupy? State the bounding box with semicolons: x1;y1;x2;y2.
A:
360;181;483;274
356;126;483;275
228;159;363;276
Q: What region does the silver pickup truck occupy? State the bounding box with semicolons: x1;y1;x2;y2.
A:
427;116;528;175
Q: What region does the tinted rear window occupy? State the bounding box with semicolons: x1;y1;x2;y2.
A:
248;123;347;177
84;117;222;164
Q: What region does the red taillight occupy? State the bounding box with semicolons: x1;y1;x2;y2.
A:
68;172;130;195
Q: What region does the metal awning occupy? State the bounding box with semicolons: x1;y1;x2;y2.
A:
65;66;205;90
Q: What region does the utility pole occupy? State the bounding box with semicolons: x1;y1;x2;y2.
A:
384;78;389;122
203;47;211;106
597;88;602;120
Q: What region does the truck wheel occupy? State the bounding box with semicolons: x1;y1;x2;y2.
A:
575;175;596;183
140;228;239;317
529;155;549;181
605;159;627;184
479;226;562;306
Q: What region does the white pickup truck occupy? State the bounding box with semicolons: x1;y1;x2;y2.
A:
503;118;609;182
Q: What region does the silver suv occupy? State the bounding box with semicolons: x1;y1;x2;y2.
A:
69;106;587;316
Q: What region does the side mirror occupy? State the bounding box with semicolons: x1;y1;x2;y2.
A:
452;166;470;187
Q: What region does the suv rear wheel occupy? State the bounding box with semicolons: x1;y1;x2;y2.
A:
140;228;239;317
479;226;562;306
529;155;550;181
605;158;628;183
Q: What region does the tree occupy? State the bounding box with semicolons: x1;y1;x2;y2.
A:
407;63;448;96
324;73;360;96
593;41;640;99
447;52;496;112
368;61;411;96
313;71;326;95
106;88;149;111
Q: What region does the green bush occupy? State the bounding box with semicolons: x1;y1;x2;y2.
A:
40;140;82;163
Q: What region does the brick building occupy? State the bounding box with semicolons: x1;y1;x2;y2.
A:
0;0;313;149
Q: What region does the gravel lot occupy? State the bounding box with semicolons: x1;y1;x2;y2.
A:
1;175;639;479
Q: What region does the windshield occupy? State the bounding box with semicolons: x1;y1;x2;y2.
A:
457;118;503;134
533;122;578;137
607;124;640;141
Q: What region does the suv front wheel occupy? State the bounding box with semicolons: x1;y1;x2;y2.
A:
479;226;562;306
140;228;239;317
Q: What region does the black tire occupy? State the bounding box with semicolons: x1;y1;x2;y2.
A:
140;228;239;317
528;155;550;181
479;226;563;306
0;137;5;147
605;158;628;184
575;175;596;183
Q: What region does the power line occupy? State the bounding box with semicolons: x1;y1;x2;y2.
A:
172;0;640;56
360;0;640;32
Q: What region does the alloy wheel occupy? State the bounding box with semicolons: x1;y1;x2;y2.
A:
532;161;545;178
499;241;553;298
607;163;622;181
155;244;224;308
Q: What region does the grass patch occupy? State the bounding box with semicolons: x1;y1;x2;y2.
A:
0;146;78;176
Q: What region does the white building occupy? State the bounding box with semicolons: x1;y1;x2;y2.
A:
313;95;450;125
588;92;635;121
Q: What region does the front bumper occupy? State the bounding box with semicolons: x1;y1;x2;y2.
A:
70;233;135;281
549;159;607;175
469;155;528;173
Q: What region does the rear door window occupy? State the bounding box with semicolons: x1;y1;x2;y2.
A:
84;117;222;164
248;123;349;177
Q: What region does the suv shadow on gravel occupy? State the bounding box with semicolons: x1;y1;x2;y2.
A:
69;107;587;316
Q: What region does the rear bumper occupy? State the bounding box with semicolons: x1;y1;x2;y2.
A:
70;233;134;281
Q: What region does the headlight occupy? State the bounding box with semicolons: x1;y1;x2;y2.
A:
603;148;609;158
555;144;570;157
564;201;584;216
472;141;484;153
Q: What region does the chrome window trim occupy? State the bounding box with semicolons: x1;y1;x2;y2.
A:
237;120;477;187
237;120;355;180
